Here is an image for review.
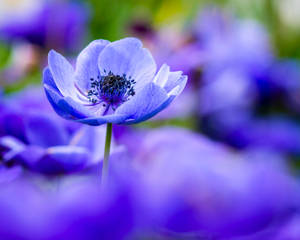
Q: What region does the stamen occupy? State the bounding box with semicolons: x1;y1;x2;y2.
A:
87;71;136;110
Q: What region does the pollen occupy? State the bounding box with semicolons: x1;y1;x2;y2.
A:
87;71;136;109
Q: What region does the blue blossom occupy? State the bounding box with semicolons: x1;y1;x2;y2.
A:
0;174;138;240
224;116;300;154
43;38;187;126
195;6;273;78
0;0;88;50
0;126;298;240
133;127;299;239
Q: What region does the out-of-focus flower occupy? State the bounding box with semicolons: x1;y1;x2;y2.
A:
0;165;22;183
0;126;298;239
273;214;300;240
194;7;273;116
224;116;300;155
268;60;300;113
195;7;273;78
201;112;300;155
0;174;137;240
0;87;114;175
43;38;187;126
133;127;298;239
199;69;258;115
0;0;88;51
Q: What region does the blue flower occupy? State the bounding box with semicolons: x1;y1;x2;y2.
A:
0;0;88;51
133;127;298;238
43;38;187;126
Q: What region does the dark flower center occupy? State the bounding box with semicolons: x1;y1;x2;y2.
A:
87;71;136;109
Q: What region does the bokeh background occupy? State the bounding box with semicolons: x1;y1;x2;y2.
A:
1;0;300;239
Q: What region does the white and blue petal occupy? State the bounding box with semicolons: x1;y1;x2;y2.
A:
166;74;187;97
44;85;92;120
48;50;87;103
124;95;176;124
115;66;187;123
0;136;25;162
153;64;188;96
153;64;170;88
43;67;60;93
75;113;129;126
98;37;157;92
75;39;110;92
115;82;169;123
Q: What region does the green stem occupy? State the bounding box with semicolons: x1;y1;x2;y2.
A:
101;123;112;185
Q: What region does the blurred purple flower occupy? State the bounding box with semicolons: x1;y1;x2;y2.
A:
0;0;88;51
199;69;258;115
273;214;300;239
43;38;187;126
194;7;274;116
225;116;300;155
0;127;298;239
0;87;113;175
268;60;300;113
133;127;298;239
195;7;273;78
0;175;137;240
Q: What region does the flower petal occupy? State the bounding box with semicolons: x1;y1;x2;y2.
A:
36;146;89;175
153;64;188;95
75;114;129;126
124;95;176;124
48;50;79;100
24;113;68;148
14;145;45;169
115;82;169;123
70;125;108;164
167;75;188;97
0;136;25;162
44;85;92;120
43;67;60;93
164;72;187;93
75;39;110;92
153;64;170;88
98;37;157;92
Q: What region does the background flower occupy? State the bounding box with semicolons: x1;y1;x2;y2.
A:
0;87;120;175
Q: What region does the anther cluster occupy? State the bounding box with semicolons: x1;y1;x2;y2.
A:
87;70;136;109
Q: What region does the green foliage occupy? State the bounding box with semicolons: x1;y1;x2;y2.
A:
0;41;11;69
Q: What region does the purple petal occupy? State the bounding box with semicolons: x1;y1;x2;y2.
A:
75;39;110;91
116;82;169;123
75;114;129;126
48;50;81;100
44;86;92;120
0;166;22;183
43;67;60;93
38;146;89;174
24;113;68;148
124;95;175;124
98;38;157;92
0;136;25;162
153;64;187;95
69;125;107;164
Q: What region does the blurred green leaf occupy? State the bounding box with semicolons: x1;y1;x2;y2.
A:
0;41;11;69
